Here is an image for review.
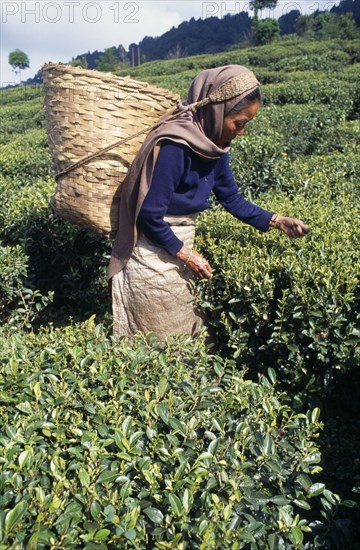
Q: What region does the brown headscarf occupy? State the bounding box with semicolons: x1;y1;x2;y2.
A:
108;65;259;279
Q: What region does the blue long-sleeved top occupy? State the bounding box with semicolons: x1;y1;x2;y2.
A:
137;139;273;255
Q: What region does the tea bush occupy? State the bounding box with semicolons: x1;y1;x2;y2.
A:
238;103;336;156
245;39;358;66
118;39;359;99
195;177;359;395
0;85;42;105
0;102;44;143
315;119;360;155
0;130;52;181
341;63;360;80
0;184;110;317
1;37;359;547
123;39;358;81
288;152;360;191
229;130;289;196
0;135;109;320
262;78;357;119
228;106;360;195
272;51;351;72
0;244;52;330
0;320;350;548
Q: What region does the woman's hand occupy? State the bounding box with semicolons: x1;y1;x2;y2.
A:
270;214;310;239
176;246;213;279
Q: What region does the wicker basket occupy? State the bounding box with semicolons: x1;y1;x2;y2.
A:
42;63;180;237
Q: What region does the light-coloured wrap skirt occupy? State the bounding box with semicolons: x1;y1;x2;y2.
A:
111;214;202;340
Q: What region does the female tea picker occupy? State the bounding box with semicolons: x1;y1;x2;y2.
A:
108;65;309;339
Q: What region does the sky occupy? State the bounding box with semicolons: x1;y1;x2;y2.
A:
1;0;341;86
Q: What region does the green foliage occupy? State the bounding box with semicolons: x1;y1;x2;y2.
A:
0;107;45;144
0;244;53;330
0;133;109;321
252;19;280;46
1;37;360;546
8;49;30;71
250;0;278;19
117;39;358;79
69;55;88;69
272;50;351;72
195;175;359;394
0;321;347;548
0;130;52;180
95;47;129;72
228;105;360;195
296;12;359;41
314;12;358;40
262;77;357;119
0;85;42;106
0;178;110;319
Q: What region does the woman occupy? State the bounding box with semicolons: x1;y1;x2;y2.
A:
108;65;309;339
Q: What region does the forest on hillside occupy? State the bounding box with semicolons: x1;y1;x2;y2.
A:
18;0;359;86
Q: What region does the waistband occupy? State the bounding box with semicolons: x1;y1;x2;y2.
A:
163;212;200;227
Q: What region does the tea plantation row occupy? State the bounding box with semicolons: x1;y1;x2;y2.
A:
0;38;359;548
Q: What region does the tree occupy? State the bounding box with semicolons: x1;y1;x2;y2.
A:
252;18;280;45
313;12;358;40
8;49;30;83
118;45;128;64
295;15;315;38
278;9;301;35
295;11;358;40
165;43;188;60
70;55;88;69
331;0;360;26
336;12;358;39
250;0;278;20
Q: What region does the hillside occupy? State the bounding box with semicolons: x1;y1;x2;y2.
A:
73;0;360;69
14;0;360;87
0;38;360;548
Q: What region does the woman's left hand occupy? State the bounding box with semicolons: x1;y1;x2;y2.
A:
175;245;213;279
270;215;310;239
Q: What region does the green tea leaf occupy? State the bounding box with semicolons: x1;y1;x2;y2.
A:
183;489;192;513
79;467;90;488
5;500;27;533
33;382;41;401
97;470;119;484
125;528;137;540
291;526;304;545
267;367;277;384
90;501;102;521
94;529;111;541
143;507;164;524
168;494;183;516
16;401;32;414
308;483;325;497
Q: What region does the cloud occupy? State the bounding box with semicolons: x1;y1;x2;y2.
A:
1;1;191;83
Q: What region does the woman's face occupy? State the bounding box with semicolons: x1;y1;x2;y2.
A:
218;98;260;147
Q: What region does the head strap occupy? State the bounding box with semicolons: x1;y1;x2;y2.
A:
188;74;260;112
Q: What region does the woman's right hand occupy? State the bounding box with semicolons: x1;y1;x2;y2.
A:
176;246;213;279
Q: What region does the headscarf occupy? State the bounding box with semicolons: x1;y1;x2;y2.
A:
108;65;259;279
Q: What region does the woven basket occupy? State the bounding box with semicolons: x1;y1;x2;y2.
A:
42;63;180;237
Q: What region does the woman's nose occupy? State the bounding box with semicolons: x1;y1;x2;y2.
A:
236;128;245;137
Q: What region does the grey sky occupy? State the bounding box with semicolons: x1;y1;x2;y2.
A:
1;1;341;86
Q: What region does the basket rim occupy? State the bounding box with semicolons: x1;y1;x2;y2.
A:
41;62;180;98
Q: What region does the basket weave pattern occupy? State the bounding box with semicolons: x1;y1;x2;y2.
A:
42;63;180;237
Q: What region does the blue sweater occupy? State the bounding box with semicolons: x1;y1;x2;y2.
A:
137;139;273;255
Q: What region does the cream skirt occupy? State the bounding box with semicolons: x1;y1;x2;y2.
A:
111;214;202;340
